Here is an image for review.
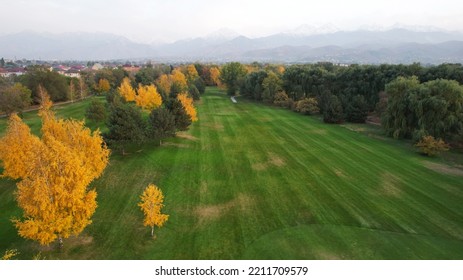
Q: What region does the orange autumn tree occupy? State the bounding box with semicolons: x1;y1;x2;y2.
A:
135;84;162;110
185;64;199;82
156;74;172;97
0;94;110;247
138;184;169;237
177;93;198;122
0;115;41;179
170;69;188;93
96;78;111;94
118;77;136;102
209;67;221;87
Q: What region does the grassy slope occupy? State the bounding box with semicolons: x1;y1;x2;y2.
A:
1;87;462;259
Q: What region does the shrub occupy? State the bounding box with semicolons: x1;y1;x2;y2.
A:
273;91;290;107
415;135;450;156
296;97;319;115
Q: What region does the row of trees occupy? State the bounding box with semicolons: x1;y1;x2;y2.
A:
219;61;463;150
382;77;463;142
235;63;370;124
87;67;200;152
0;62;224;115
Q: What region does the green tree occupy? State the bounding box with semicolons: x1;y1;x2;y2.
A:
0;83;32;115
105;102;146;153
346;95;369;123
148;107;176;145
262;72;283;103
135;65;161;85
193;77;206;95
382;76;421;139
166;99;192;131
415;79;463;140
240;70;267;100
85;99;107;123
323;95;343;123
220;62;246;96
188;84;201;101
19;66;69;102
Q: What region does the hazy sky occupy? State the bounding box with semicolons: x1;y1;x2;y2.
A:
1;0;463;43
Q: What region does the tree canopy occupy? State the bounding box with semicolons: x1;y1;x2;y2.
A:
220;62;247;96
0;95;110;246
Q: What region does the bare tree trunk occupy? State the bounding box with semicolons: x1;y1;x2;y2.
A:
58;235;63;249
151;226;154;237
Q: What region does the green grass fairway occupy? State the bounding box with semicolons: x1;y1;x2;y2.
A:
1;87;463;259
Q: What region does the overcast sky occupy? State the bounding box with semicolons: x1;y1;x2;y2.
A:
1;0;462;43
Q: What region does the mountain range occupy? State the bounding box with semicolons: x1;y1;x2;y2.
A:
1;26;463;64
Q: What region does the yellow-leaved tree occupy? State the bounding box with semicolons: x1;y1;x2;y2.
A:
0;93;110;247
209;67;221;87
1;249;19;260
0;114;42;179
118;77;136;102
156;74;172;97
170;70;188;93
138;184;169;237
135;84;162;110
96;78;111;94
177;93;198;122
185;64;199;82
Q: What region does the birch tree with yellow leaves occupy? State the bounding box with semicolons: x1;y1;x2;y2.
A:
185;64;199;83
170;70;188;96
177;93;198;122
156;74;172;99
209;67;221;87
135;84;162;110
118;77;136;102
0;93;110;247
138;184;169;238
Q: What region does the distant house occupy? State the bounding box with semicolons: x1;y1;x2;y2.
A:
71;65;86;71
123;65;141;74
64;70;81;78
0;67;26;77
92;63;104;71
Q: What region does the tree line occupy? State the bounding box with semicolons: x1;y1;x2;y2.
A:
96;65;202;153
219;62;463;151
0;62;222;116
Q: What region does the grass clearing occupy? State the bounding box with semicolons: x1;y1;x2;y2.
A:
1;87;463;259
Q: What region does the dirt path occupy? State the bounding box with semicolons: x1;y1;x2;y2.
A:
0;96;93;118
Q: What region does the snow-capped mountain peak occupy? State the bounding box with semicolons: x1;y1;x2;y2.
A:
285;23;339;36
204;28;241;41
